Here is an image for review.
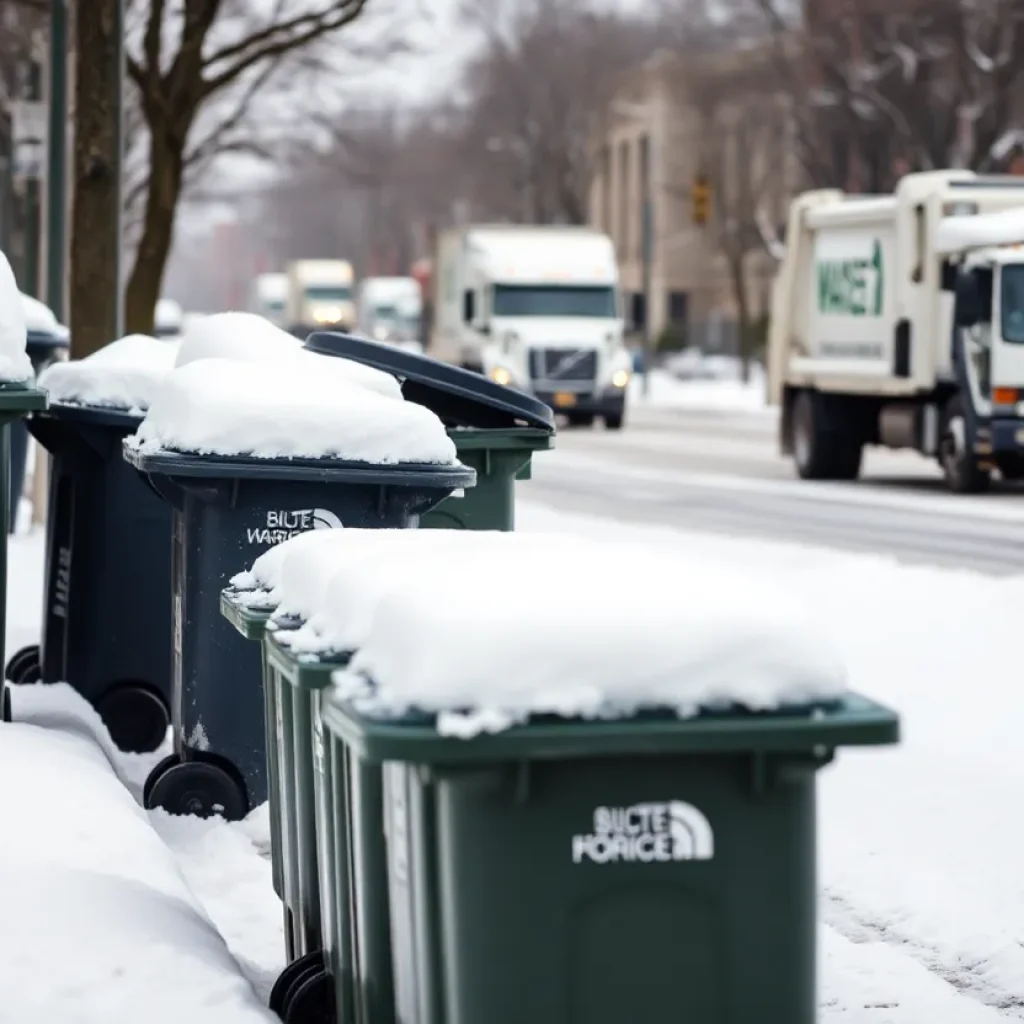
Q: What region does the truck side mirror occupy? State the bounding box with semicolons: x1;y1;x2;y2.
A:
462;290;475;323
940;261;958;292
954;273;980;327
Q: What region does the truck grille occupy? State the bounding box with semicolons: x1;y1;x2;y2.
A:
529;348;598;387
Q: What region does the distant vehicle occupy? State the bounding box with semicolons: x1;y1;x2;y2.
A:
154;298;183;337
248;272;288;328
285;260;355;336
357;276;422;345
431;224;632;429
770;169;1024;493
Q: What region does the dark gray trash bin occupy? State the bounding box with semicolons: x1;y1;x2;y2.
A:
124;448;475;821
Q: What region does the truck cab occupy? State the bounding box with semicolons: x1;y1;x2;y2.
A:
357;277;422;346
285;260;355;337
433;225;632;429
248;273;288;328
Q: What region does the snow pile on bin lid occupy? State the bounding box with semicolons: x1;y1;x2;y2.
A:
175;311;402;399
128;356;458;464
253;531;847;736
228;528;587;618
20;292;69;340
39;334;179;413
0;251;33;381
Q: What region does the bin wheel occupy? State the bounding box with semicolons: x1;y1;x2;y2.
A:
5;644;40;684
2;681;11;723
269;951;323;1018
283;968;333;1024
144;756;248;821
95;683;170;754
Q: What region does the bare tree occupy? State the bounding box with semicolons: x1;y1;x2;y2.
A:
753;0;1024;189
671;48;794;376
113;0;390;335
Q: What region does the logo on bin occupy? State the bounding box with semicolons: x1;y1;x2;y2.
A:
571;801;714;864
246;508;344;545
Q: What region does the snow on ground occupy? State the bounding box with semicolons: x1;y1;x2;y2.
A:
4;499;1023;1020
629;363;769;415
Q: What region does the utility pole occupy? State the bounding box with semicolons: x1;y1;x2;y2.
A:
45;0;68;320
10;45;46;297
69;0;124;357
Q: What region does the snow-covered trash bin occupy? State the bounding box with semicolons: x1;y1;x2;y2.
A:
0;708;278;1024
305;332;555;531
122;349;475;824
4;335;182;752
293;537;899;1024
222;528;589;975
0;253;47;722
7;293;70;532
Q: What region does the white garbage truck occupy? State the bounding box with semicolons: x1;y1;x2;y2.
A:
284;259;355;336
247;272;288;328
431;224;632;428
356;276;422;345
769;169;1024;492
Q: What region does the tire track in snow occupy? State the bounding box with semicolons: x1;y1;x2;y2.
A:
823;890;1024;1016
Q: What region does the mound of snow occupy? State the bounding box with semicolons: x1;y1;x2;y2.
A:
39;334;179;412
0;251;33;381
174;311;401;399
0;719;275;1023
21;291;68;339
128;357;457;464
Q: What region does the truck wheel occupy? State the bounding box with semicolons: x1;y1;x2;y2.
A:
791;391;862;481
566;412;595;428
940;397;990;494
603;411;624;430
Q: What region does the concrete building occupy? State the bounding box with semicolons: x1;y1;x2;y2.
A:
590;46;802;353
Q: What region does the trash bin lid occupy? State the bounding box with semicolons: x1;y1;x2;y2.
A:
26;329;69;354
305;331;555;432
43;401;142;430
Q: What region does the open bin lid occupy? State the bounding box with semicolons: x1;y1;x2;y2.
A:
305;331;555;432
26;329;69;355
42;402;143;429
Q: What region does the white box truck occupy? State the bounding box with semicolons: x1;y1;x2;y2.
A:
247;272;288;328
769;169;1024;492
284;260;355;336
356;276;422;346
431;224;632;428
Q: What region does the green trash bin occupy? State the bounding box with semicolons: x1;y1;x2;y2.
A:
0;381;48;722
317;692;899;1024
303;333;556;531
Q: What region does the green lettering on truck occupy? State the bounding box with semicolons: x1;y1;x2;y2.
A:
816;240;883;316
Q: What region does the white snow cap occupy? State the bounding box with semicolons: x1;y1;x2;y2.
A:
239;530;847;736
326;540;847;736
21;292;68;339
174;310;401;399
0;252;33;381
39;334;179;412
128;357;457;464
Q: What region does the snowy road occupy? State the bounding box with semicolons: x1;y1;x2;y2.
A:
522;404;1024;574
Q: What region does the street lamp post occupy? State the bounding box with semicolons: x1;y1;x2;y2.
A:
45;0;67;320
640;195;652;397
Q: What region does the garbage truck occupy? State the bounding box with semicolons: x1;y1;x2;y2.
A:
248;272;288;328
430;224;632;428
284;260;355;336
769;169;1024;492
356;276;422;345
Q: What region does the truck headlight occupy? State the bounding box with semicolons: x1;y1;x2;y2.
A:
373;325;389;341
313;305;342;324
491;366;513;386
612;369;630;388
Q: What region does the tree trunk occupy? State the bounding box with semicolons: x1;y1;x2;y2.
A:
728;251;752;384
69;0;122;359
124;133;185;335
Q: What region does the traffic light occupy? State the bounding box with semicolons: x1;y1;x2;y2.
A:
692;175;711;226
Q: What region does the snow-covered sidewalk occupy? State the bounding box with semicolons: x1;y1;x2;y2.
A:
3;503;1020;1021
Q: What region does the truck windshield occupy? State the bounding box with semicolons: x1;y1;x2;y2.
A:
265;299;284;312
1001;265;1024;343
492;285;616;318
305;285;352;301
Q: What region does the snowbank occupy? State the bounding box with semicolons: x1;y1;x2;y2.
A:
38;334;179;412
128;357;458;464
174;310;401;399
246;531;845;736
629;366;767;414
0;251;33;381
0;718;275;1023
